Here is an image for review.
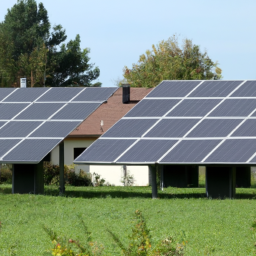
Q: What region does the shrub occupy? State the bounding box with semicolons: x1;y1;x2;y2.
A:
92;173;105;187
121;170;135;186
108;210;186;256
0;164;12;184
44;163;92;186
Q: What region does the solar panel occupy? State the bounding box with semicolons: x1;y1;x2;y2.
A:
0;87;116;163
37;88;83;102
0;121;42;137
102;119;158;138
188;81;243;97
125;99;180;117
117;140;178;163
15;103;65;120
3;88;49;102
73;87;117;101
204;139;256;163
167;99;221;117
74;139;136;163
75;80;256;165
146;81;201;97
187;119;242;137
231;81;256;97
0;88;16;101
209;99;256;117
51;103;101;120
29;121;81;137
144;119;199;137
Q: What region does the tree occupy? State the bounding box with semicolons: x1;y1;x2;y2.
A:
0;0;100;87
123;36;222;88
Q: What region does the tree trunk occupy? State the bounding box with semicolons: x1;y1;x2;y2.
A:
31;70;34;87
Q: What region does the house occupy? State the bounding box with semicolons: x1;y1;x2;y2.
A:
50;86;153;186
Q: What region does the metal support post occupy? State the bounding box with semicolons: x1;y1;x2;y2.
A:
59;141;65;195
150;165;158;199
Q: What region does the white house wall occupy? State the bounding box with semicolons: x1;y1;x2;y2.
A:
90;165;149;186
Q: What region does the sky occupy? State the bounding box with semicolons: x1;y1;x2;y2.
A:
0;0;256;87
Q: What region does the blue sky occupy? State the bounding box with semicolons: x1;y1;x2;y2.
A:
1;0;256;87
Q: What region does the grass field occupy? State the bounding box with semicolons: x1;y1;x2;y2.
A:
1;183;256;255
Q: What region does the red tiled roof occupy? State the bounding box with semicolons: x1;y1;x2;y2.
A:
68;87;152;137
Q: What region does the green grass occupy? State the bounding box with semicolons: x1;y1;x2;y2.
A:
1;184;256;255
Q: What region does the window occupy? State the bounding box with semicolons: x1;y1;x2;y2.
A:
74;148;86;159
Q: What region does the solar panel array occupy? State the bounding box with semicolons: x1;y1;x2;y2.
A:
74;80;256;165
0;87;117;163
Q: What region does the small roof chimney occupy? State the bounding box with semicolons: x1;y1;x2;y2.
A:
122;83;130;104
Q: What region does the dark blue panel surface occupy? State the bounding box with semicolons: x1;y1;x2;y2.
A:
0;88;16;101
205;139;256;163
189;80;242;97
232;120;256;137
231;81;256;97
117;139;177;163
0;103;29;119
167;99;221;117
30;121;81;137
187;119;242;137
160;140;221;163
146;81;201;97
3;88;49;102
15;103;65;120
37;88;83;102
145;119;199;137
209;99;256;116
73;87;117;101
0;139;21;158
3;139;61;162
125;99;180;117
51;103;101;120
0;121;42;137
102;119;158;137
74;139;136;162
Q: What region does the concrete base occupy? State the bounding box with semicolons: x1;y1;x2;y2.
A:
206;167;235;199
12;162;44;194
236;166;251;188
163;165;198;188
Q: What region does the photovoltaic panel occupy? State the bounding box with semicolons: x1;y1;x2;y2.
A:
73;87;117;102
0;139;21;159
204;139;256;163
187;119;242;137
125;99;180;117
74;139;136;163
15;103;65;120
144;119;199;137
209;99;256;116
37;88;83;102
0;103;29;119
29;121;81;137
146;81;201;97
188;80;243;97
0;87;116;163
117;140;178;163
3;139;62;163
0;88;16;101
51;103;101;120
3;88;49;102
167;99;221;117
232;120;256;137
230;81;256;97
0;121;42;137
102;119;158;138
160;140;221;163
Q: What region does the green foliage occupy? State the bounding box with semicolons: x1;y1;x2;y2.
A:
92;173;106;187
123;35;222;88
108;210;185;256
0;164;12;184
44;163;92;186
0;0;100;87
121;170;135;186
